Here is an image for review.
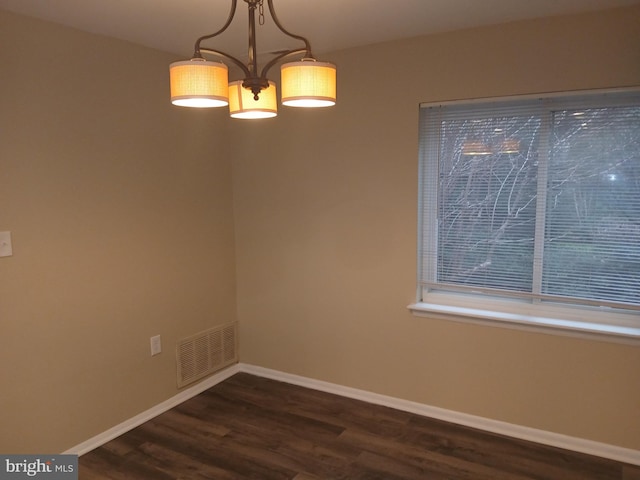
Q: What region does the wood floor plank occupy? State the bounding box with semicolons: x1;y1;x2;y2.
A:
80;373;634;479
134;419;296;479
81;447;176;480
403;415;621;480
624;465;640;480
338;428;534;480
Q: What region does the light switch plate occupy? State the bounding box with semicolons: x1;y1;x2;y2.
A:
150;335;162;356
0;231;12;257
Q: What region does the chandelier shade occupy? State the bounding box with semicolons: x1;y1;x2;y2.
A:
169;0;336;119
229;80;277;119
281;61;337;107
170;60;229;108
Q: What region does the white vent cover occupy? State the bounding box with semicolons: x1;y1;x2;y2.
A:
176;322;238;388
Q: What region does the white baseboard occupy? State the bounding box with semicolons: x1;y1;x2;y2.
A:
64;363;242;456
240;364;640;467
66;362;640;466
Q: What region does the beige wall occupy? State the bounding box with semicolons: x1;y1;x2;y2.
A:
232;6;640;450
0;11;237;452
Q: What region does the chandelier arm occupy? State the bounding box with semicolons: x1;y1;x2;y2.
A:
199;48;252;78
246;1;260;79
193;0;239;57
266;0;313;57
259;48;307;79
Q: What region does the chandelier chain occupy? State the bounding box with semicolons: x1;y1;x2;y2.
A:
258;0;265;25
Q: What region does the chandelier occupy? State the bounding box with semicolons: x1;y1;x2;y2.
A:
169;0;337;119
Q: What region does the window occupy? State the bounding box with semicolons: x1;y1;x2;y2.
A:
411;89;640;342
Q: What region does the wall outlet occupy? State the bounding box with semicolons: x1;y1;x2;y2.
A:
150;335;162;356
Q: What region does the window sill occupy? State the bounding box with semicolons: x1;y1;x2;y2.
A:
408;299;640;346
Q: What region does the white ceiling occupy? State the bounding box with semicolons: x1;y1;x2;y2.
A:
1;0;639;60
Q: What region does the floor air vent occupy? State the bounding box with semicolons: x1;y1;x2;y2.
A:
176;322;238;388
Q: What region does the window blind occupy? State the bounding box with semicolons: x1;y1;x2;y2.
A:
418;90;640;311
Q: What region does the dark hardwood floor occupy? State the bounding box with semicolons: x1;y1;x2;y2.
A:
80;372;639;479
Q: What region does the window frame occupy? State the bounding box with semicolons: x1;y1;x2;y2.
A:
409;88;640;345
